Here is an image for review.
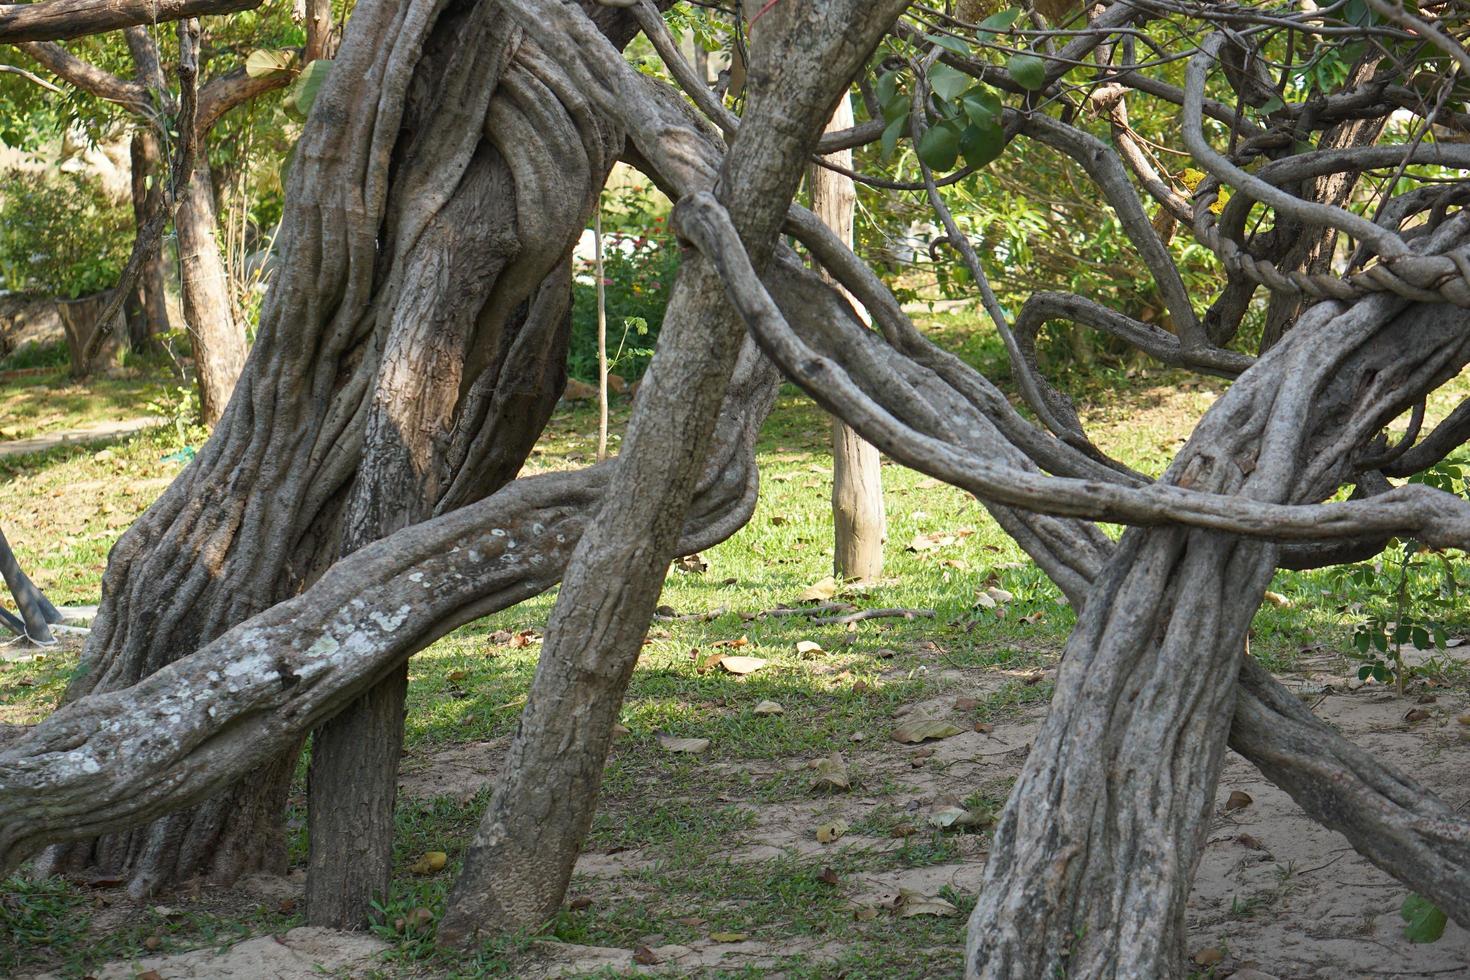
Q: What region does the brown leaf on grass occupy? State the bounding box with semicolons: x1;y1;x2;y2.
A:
407;851;447;874
447;669;468;683
810;752;851;792
799;576;839;602
1262;590;1291;608
896;888;959;918
1405;707;1432;723
712;635;751;649
719;656;767;675
675;553;708;573
818;866;840;886
973;722;993;733
853;906;878;921
709;931;748;943
611;723;631;738
658;735;711;754
852;679;870;695
910;531;963;553
675;916;706;927
815;819;849;843
795;639;825;657
568;896;593;910
1223;790;1254;812
891;822;917;838
632;946;660;965
891;718;965;743
753;700;785;716
953;697;979;711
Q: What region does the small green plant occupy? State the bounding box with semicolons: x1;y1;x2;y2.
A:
145;382;204;450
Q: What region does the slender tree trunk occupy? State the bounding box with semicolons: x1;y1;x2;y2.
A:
811;95;884;581
175;159;246;426
130;128;170;347
596;204;609;462
437;0;909;943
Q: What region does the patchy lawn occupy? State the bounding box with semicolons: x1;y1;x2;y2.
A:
3;330;1469;978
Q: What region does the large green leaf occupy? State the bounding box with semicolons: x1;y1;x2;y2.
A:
928;63;970;103
960;119;1006;169
881;112;909;160
288;59;333;120
917;123;961;172
1007;53;1046;91
977;7;1021;37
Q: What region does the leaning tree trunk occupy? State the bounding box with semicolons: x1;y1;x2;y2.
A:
966;288;1470;977
175;159;245;426
811;95;884;581
36;0;659;902
438;0;909;942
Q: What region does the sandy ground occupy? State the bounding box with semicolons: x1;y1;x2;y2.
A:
15;654;1470;979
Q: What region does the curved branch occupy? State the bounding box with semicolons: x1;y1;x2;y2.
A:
0;0;260;43
15;40;151;114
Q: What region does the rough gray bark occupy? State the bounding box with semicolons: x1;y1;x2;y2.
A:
435;0;911;942
0;524;61;643
812;96;885;581
33;0;668;901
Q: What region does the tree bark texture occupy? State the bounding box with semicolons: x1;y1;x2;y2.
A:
129;128;171;347
175;161;245;426
33;0;658;901
811;95;885;581
436;0;912;943
964;292;1470;978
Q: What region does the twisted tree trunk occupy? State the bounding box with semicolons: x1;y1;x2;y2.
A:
176;160;245;426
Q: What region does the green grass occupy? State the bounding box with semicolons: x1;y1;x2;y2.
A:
2;321;1468;977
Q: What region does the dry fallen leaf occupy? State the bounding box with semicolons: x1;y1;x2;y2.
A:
446;669;468;683
810;752;851;792
137;972;163;980
142;935;161;951
853;906;878;921
675;915;706;927
675;553;708;573
709;931;748;943
815;819;849;843
1223;790;1254;812
973;722;993;734
1405;707;1432;723
1192;947;1224;966
1237;833;1267;851
1262;590;1291;608
984;586;1014;604
408;850;448;874
712;634;751;649
719;656;768;675
795;639;825;657
818;866;840;886
799;576;839;602
753;700;785;716
658;734;711;754
891;718;965;744
611;722;631;738
568;896;593;910
632;945;660;965
973;592;997;610
896;888;959;918
953;697;979;711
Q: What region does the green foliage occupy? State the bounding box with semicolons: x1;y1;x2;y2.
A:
0;169;131;299
569;181;679;383
570;232;677;383
1332;454;1470;690
0;340;69;373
